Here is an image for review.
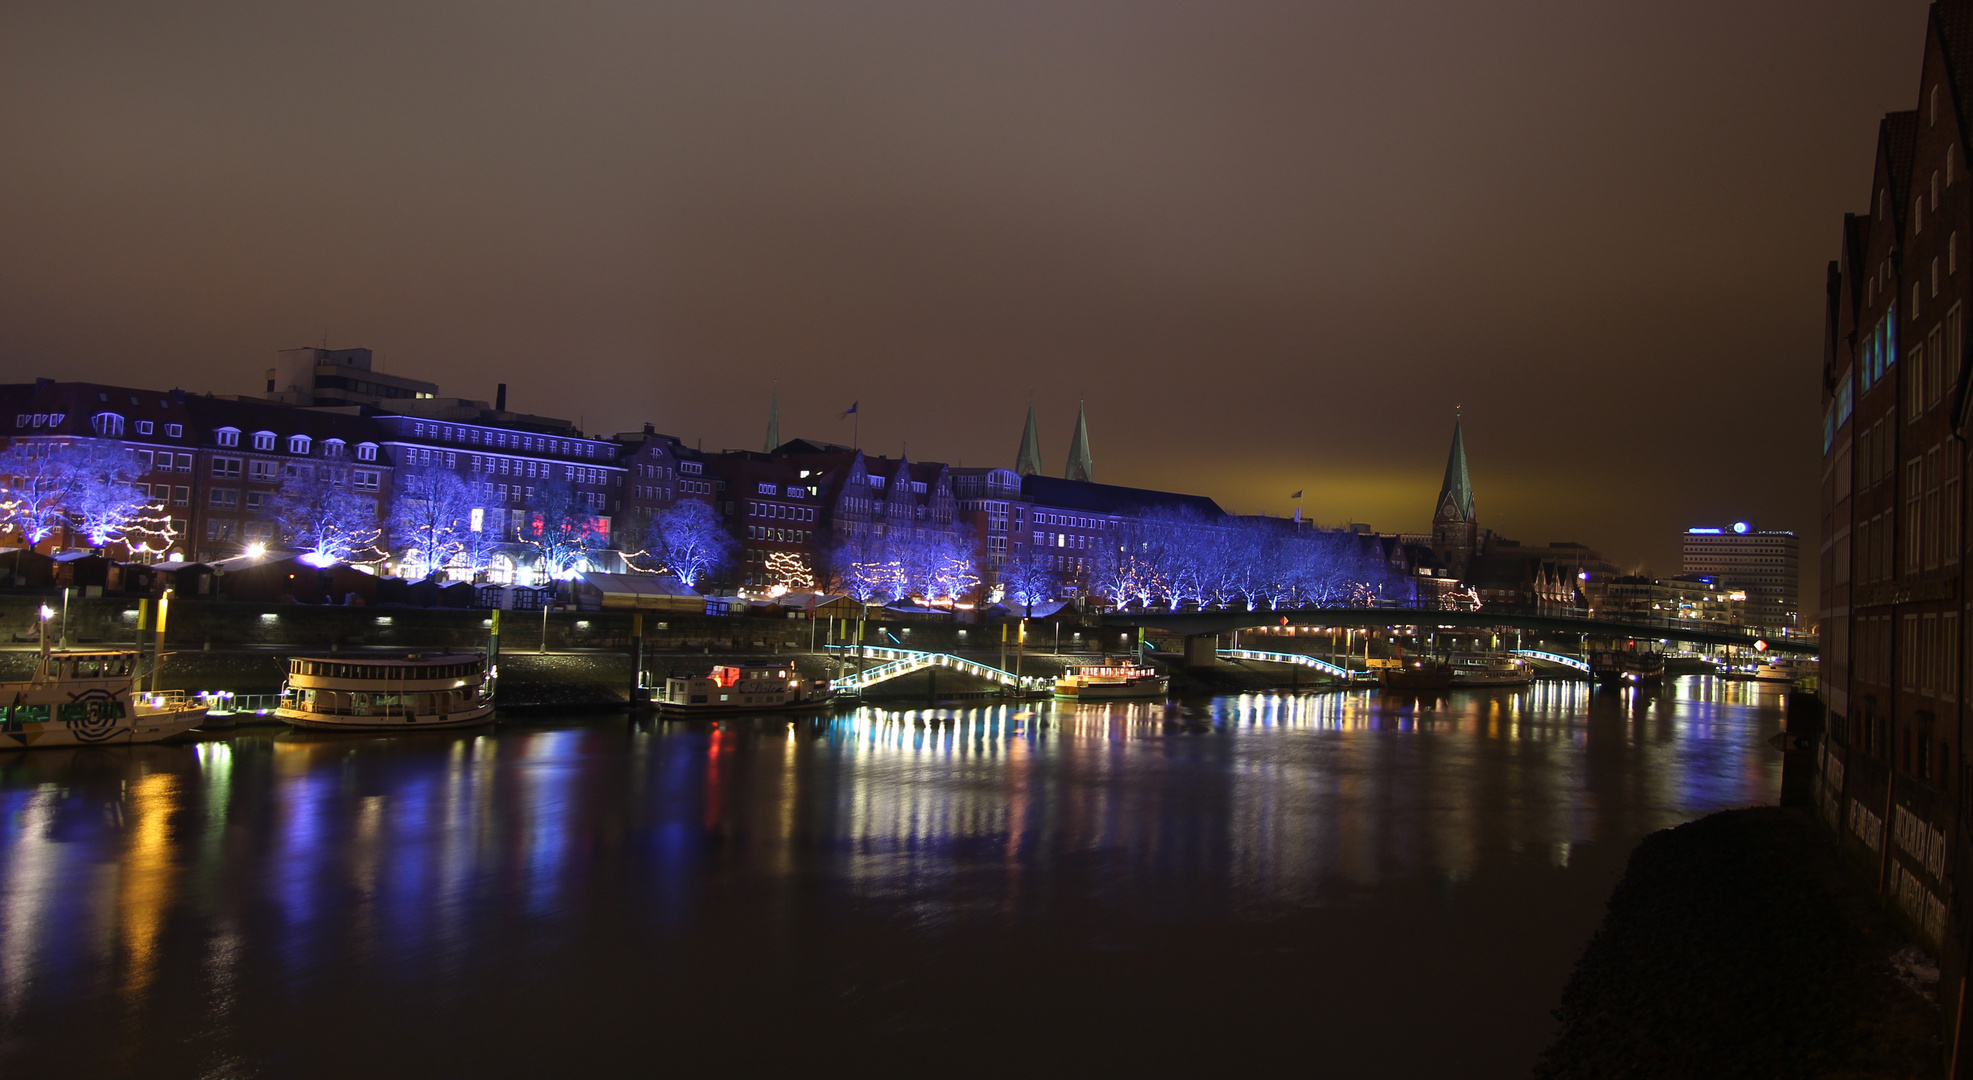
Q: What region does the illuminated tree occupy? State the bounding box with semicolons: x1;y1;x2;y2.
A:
998;540;1058;614
388;469;477;579
637;498;736;588
0;441;80;545
271;466;383;566
764;550;815;592
63;440;170;551
522;477;608;579
826;525;899;604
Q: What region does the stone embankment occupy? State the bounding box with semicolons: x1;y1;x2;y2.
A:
1536;807;1943;1078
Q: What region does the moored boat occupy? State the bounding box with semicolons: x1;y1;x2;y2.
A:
275;653;494;731
1450;654;1533;688
0;649;206;749
1754;658;1813;683
1589;649;1665;686
1053;658;1169;700
657;664;834;715
1374;658;1454;692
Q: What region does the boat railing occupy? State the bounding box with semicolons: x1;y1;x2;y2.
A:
196;691;282;716
135;690;191;711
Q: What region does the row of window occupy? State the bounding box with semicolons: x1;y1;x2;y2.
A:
468;456;610;484
747;527;811;544
211;428;378;459
409;422;603;458
1898;611;1962;704
632;485;674;502
1906;305;1964;418
87;413;185;439
1903;447;1963;574
749;502;815;522
136;450;194;473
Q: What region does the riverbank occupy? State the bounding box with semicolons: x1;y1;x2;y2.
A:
1536;807;1942;1078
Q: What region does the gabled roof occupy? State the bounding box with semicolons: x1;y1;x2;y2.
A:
1882;110;1920;242
1022;474;1223;519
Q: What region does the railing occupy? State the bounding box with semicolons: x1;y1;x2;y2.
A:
823;645;1047;691
1509;650;1592;673
1216;649;1354;678
196;691;283;716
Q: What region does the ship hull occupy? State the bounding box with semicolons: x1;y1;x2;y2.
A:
275;702;496;731
0;704;207;749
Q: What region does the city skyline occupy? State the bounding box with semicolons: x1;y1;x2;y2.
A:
0;2;1938;605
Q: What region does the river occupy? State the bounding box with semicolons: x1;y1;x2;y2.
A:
0;678;1783;1078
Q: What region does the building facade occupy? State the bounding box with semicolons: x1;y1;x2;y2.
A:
1681;523;1802;631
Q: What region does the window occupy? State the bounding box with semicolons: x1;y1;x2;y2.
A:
253;431;275;451
353;470;380;491
1954;233;1959;275
322;439;344;457
249;460;278;481
173;486;189;506
288;435;311;455
1934;256;1941;297
1908;458;1925;574
90;413;123;437
758;482;778;495
175;453;192;472
1933;170;1941;210
356;443;377;462
135;420;153;436
205;519;234;541
1926;446;1943;570
165;424;182;438
1914;282;1923;319
133;449;153;470
211;456;242;479
209;488;238;510
1950;451;1964;566
245;492;266;511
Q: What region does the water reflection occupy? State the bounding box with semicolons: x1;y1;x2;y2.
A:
0;678;1782;1077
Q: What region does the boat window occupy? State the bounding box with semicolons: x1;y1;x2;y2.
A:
74;659;102;678
9;705;48;723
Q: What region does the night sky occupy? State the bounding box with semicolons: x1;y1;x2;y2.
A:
0;2;1937;607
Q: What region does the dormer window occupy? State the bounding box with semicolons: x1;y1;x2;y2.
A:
214;427;240;448
91;413;124;437
253;431;275;451
164;423;181;438
322;439;345;457
289;435;311;455
355;442;378;462
135;420;153;436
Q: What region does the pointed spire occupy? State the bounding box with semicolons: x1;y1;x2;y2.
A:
1436;408;1473;523
1065;401;1094;483
763;385;780;453
1015;403;1044;476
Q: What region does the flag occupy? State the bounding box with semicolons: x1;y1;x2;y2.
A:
841;401;859;418
1289;490;1302;499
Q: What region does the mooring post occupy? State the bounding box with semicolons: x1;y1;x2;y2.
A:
487;609;501;702
630;613;645;708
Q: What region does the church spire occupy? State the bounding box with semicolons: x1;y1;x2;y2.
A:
1064;401;1094;483
1437;409;1473;522
763;385;780;453
1015;403;1044;476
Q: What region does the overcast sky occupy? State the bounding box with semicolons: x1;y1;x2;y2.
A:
0;1;1938;604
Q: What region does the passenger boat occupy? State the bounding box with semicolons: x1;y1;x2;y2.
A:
1450;654;1533;688
1052;658;1169;700
0;649;206;749
1589;649;1665;686
656;664;834;715
275;653;494;731
1373;657;1454;691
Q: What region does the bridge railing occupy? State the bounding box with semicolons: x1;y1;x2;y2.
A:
1508;649;1591;673
824;644;1044;691
1216;649;1354;678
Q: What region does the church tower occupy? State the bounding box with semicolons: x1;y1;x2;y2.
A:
1064;402;1094;483
763;385;780;453
1015;404;1044;476
1431;411;1478;578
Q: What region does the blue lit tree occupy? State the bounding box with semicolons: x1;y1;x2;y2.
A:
631;498;736;588
271;466;383;565
997;540;1058;615
521;478;608;580
63;440;171;552
388;469;477;579
0;441;79;545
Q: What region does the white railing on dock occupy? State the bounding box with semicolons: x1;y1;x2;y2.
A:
1215;649;1354;678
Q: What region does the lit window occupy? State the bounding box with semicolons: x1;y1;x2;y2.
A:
289;435;311;455
215;427;239;447
165;424;182;438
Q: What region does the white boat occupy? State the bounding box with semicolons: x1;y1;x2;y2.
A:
656;664;834;715
0;649;206;749
275;653;494;731
1053;658;1169;700
1450;654;1534;688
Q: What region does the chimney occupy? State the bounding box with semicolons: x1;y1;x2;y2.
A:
495;383;507;412
643;422;655;434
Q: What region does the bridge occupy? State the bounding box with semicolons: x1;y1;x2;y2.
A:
1509;649;1591;673
1216;648;1355;678
1101;604;1818;655
823;645;1048;693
